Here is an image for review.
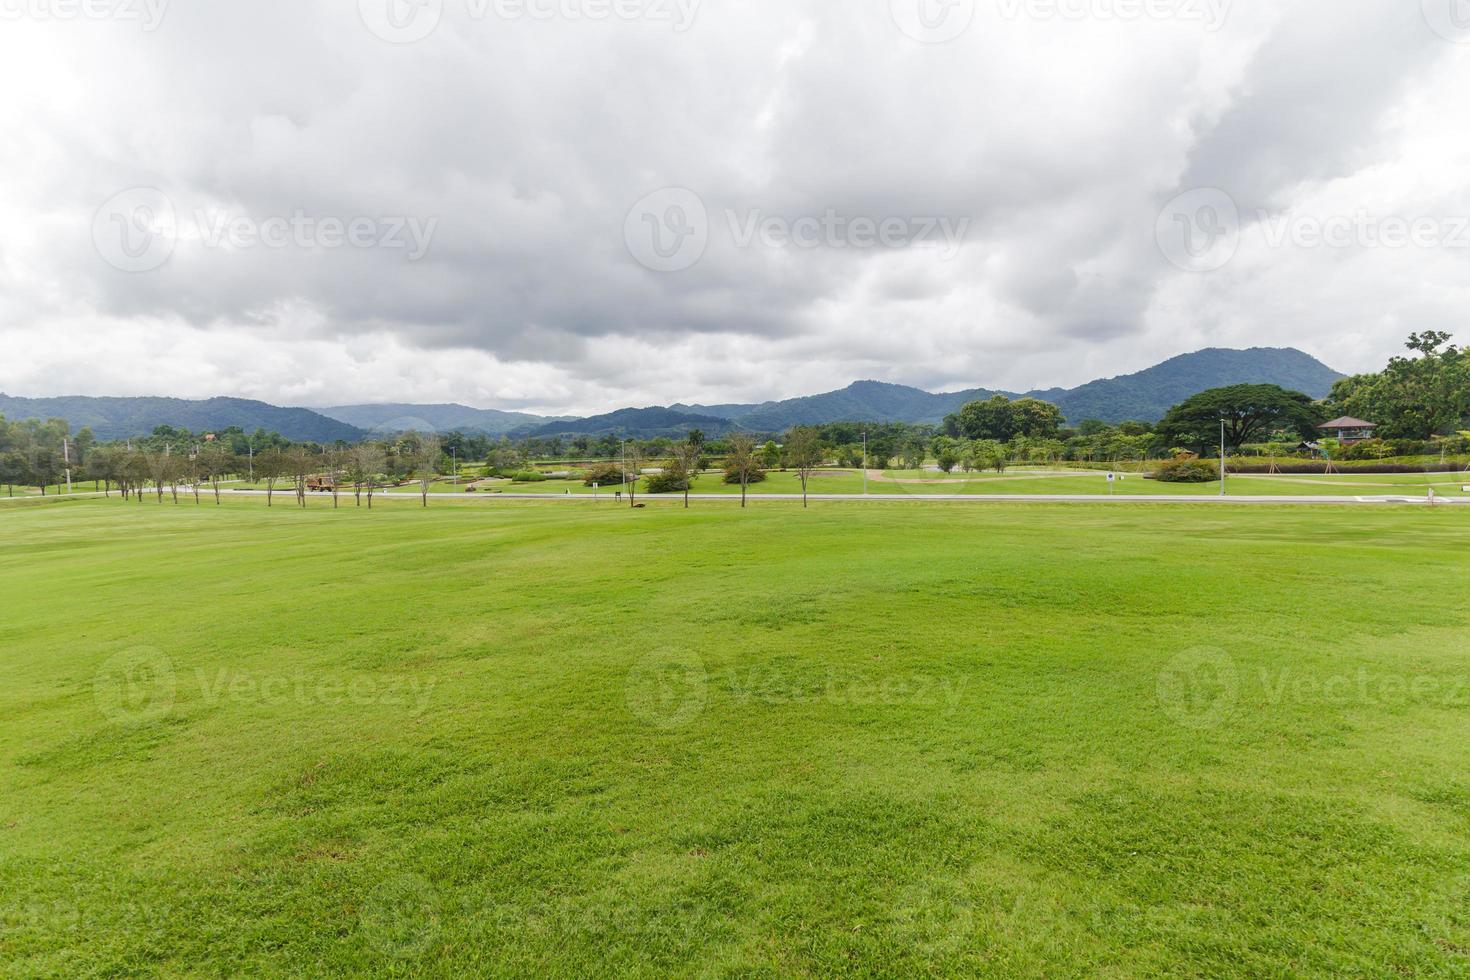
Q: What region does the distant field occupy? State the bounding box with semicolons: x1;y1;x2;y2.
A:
3;497;1470;975
30;467;1469;502
373;468;1470;498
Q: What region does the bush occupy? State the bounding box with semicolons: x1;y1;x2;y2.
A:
723;468;767;485
1151;458;1219;483
644;471;690;494
510;471;548;483
583;463;630;487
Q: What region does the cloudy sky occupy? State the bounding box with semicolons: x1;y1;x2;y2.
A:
1;0;1467;416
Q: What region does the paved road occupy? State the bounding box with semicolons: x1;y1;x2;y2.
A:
238;490;1470;506
6;489;1465;508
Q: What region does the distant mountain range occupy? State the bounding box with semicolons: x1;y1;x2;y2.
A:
318;402;561;437
3;347;1344;441
0;395;364;444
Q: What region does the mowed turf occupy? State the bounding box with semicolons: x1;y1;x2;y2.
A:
3;497;1470;977
368;468;1470;498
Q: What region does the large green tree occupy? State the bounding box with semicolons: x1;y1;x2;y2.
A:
945;396;1064;441
1328;332;1468;439
1156;384;1323;453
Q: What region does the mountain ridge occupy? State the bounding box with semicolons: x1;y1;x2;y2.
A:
1;347;1344;439
0;394;364;444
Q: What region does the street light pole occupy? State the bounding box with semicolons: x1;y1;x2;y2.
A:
1220;418;1227;497
862;431;868;496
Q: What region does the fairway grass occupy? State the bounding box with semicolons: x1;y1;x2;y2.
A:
4;499;1470;976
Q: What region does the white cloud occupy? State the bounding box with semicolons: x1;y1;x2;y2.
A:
0;0;1465;414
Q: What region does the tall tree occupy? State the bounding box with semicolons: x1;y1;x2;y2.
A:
725;434;761;509
351;443;387;509
411;433;442;507
785;427;823;509
1156;384;1323;453
257;449;287;507
624;443;645;508
1328;332;1468;439
669;439;702;509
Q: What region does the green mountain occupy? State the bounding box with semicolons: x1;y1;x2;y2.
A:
317;402;555;436
528;407;735;439
1032;347;1344;424
684;347;1341;430
2;348;1344;442
0;394;363;443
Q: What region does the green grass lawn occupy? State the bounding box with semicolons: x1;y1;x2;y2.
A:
4;498;1470;975
400;467;1470;498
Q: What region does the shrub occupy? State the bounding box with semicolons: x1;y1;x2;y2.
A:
583;463;630;487
510;471;548;483
1151;458;1219;483
644;471;689;494
723;467;767;485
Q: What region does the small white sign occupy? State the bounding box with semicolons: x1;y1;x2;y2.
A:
1107;472;1115;482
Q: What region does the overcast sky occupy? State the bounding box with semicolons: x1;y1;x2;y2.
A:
2;0;1467;415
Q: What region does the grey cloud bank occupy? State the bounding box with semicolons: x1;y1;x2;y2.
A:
0;0;1466;415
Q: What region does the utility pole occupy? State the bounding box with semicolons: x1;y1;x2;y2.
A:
1219;419;1226;497
63;437;72;493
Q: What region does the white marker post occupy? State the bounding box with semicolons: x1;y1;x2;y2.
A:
1107;472;1115;495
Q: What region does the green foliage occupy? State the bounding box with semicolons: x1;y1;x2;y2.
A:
722;468;767;485
582;463;631;487
1152;458;1220;483
945;395;1064;441
1156;384;1323;452
644;470;689;494
1328;332;1468;439
510;471;549;483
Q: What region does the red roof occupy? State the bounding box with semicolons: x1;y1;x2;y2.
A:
1318;417;1377;430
